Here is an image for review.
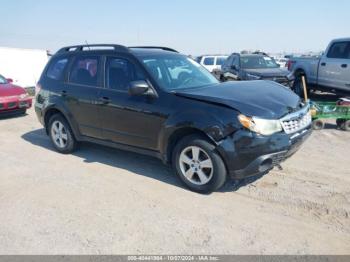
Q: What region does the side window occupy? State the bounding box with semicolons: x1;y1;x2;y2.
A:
231;56;239;67
327;42;349;59
216;57;227;66
46;58;68;80
106;58;146;91
224;56;233;67
203;57;215;66
69;56;100;86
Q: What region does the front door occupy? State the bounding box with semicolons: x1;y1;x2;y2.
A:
98;56;164;150
318;41;350;91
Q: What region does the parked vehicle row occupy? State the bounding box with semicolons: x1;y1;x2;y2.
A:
34;44;312;193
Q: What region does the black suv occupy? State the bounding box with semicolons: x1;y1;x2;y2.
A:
219;53;295;87
35;44;312;193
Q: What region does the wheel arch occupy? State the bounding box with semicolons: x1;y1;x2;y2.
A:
164;127;215;165
43;105;80;140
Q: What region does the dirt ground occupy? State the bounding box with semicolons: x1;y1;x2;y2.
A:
0;108;349;254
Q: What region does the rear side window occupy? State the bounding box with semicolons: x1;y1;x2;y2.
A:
106;58;146;91
216;57;227;66
203;57;215;65
69;56;100;86
46;58;68;80
327;42;350;59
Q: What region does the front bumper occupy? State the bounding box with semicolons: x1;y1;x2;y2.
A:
216;126;312;180
0;97;32;113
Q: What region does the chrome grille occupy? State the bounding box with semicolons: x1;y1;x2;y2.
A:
280;106;311;134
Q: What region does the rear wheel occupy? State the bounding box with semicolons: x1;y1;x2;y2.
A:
293;71;308;97
312;119;324;130
172;135;227;194
336;119;346;129
48;114;77;154
343;120;350;131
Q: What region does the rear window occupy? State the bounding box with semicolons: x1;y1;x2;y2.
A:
203;57;214;66
69;56;100;86
327;42;350;59
46;58;68;80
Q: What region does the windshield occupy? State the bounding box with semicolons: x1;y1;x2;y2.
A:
140;55;219;90
0;75;7;84
241;56;279;69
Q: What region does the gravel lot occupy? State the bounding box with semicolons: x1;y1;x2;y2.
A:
0;108;349;254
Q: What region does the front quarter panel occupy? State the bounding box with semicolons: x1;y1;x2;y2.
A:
159;100;241;158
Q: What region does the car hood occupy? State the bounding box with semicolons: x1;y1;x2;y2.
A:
0;83;26;97
174;81;302;119
244;68;290;77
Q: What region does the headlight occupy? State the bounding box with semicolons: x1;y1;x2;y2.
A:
246;73;261;80
238;114;283;136
19;93;29;100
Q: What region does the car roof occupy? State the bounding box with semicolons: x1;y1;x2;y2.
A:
54;44;180;58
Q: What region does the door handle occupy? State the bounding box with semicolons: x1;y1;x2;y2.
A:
99;97;110;104
61;90;67;97
321;62;326;66
341;64;348;68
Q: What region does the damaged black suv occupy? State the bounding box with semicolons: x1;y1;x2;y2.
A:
35;44;312;193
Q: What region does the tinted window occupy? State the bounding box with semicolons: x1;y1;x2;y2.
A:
327;42;350;59
216;57;227;65
69;56;99;86
47;58;68;80
106;58;146;91
203;57;214;65
224;56;233;67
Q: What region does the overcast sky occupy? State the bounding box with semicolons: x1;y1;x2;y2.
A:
0;0;349;55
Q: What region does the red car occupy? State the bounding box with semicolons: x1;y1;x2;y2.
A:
0;74;32;116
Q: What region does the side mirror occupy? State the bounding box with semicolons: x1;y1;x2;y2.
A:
6;78;13;83
128;80;155;97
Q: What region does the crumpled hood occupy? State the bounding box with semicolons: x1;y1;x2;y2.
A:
0;83;26;97
245;68;290;78
174;81;303;119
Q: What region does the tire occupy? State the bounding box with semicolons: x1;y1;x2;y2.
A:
336;119;346;129
343;120;350;131
172;135;227;194
48;114;77;154
312;119;324;130
219;75;226;82
293;71;308;98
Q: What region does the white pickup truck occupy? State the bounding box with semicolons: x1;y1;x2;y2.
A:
288;38;350;95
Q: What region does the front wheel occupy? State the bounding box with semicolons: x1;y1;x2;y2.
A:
48;114;77;154
172;135;227;194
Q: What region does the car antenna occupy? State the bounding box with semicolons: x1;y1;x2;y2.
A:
85;40;91;50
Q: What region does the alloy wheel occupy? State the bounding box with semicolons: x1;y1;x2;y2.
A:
179;146;214;185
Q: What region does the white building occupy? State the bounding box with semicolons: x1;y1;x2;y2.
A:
0;46;49;88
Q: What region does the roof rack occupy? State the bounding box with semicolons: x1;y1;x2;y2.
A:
57;44;129;54
129;46;179;53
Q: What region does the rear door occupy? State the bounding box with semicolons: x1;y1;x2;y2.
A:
318;41;350;91
64;55;103;138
